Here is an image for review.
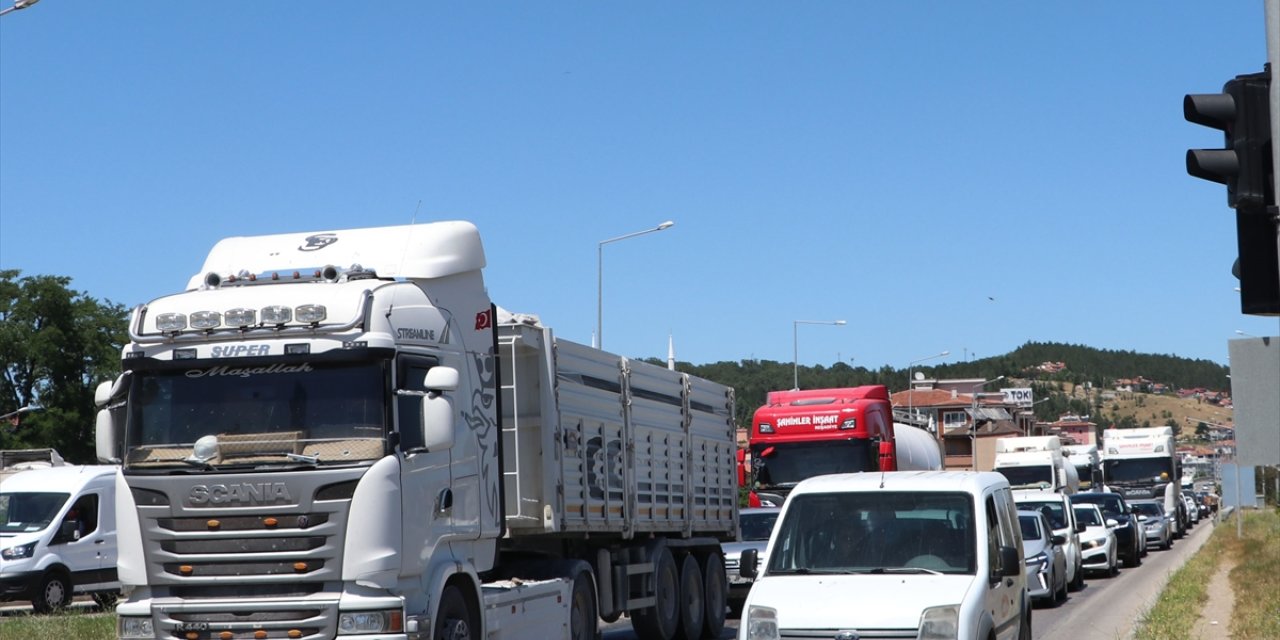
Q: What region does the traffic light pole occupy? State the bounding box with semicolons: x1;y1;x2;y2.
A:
1268;0;1279;300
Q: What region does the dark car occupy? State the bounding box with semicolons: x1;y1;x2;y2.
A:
1071;492;1142;568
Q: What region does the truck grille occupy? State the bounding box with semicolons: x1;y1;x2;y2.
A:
125;470;362;639
780;629;919;639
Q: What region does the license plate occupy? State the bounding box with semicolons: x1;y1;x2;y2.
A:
178;623;210;632
728;575;753;585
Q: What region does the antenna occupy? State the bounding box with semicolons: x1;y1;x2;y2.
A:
399;200;424;276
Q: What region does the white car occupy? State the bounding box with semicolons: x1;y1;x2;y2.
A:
1072;504;1117;577
1018;510;1067;607
1015;490;1084;592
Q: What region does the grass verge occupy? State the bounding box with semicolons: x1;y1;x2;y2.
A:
1135;509;1280;640
0;608;114;640
1228;509;1280;639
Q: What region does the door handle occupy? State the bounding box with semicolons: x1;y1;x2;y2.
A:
1005;578;1014;587
95;539;106;545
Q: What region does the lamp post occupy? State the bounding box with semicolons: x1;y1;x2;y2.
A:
792;320;845;390
596;221;674;349
968;376;1005;469
905;350;950;428
0;0;40;17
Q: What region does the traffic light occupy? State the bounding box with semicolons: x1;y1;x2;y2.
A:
1184;69;1273;209
1185;67;1278;316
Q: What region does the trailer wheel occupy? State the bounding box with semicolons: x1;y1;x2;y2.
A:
570;570;600;640
31;570;71;614
699;553;727;639
632;546;679;640
435;585;475;640
676;554;704;640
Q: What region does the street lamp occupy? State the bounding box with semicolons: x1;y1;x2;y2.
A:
905;350;950;428
792;320;846;390
0;0;40;17
596;221;674;349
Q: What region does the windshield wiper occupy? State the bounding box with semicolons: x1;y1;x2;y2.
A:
868;567;944;575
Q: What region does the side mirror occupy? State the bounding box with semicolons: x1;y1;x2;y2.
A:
420;367;459;452
95;409;121;464
740;548;759;579
997;546;1022;578
1051;534;1066;546
1137;515;1148;522
1105;519;1119;528
1075;521;1087;534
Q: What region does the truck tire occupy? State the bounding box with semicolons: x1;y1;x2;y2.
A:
699;553;727;639
31;570;71;614
676;554;704;640
570;570;600;640
632;546;680;640
435;585;475;640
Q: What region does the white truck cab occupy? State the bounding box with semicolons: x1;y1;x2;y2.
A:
737;471;1030;640
0;465;120;612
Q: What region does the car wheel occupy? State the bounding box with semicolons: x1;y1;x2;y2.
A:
1068;558;1085;592
1053;572;1068;606
31;571;71;614
1109;551;1119;577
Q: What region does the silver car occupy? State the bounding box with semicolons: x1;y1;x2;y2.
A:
1130;499;1174;550
1018;510;1068;606
723;507;780;616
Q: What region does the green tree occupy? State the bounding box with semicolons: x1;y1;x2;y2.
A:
0;270;129;462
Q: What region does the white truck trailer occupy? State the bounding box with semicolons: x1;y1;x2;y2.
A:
1062;444;1101;491
1101;427;1184;537
93;222;738;640
992;436;1078;495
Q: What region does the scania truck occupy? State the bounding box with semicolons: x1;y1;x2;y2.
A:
1101;427;1184;538
746;386;942;504
93;222;738;640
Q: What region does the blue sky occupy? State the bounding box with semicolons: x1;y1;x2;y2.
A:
1;2;1277;373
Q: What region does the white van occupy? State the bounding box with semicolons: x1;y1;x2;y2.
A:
0;465;120;612
738;471;1030;640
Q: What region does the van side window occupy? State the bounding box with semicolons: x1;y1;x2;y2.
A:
985;495;1000;568
396;355;440;452
54;494;99;543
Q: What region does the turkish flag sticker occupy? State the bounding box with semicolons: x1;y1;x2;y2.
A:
475;309;492;331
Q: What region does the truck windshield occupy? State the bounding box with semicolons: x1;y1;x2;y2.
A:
1103;458;1174;483
0;492;69;534
124;360;387;470
750;440;873;488
994;465;1053;490
765;491;975;575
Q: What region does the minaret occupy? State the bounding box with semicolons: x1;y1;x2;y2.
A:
667;333;676;371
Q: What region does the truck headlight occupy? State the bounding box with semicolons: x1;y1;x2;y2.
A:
744;605;780;640
0;542;36;560
338;609;404;635
919;605;960;640
118;616;155;639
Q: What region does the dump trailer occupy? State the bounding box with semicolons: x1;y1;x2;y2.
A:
93;222;738;640
0;448;67;485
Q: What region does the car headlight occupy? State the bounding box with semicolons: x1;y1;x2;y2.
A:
0;542;36;560
1081;539;1099;550
919;605;960;640
744;605;780;640
1027;552;1048;571
338;609;404;635
119;616;155;639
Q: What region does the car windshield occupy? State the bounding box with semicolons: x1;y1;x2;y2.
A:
1016;500;1067;529
751;439;874;487
0;492;69;534
123;359;387;470
766;491;975;575
1018;515;1043;540
740;511;780;541
1074;495;1125;518
1073;507;1103;527
1131;503;1163;517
